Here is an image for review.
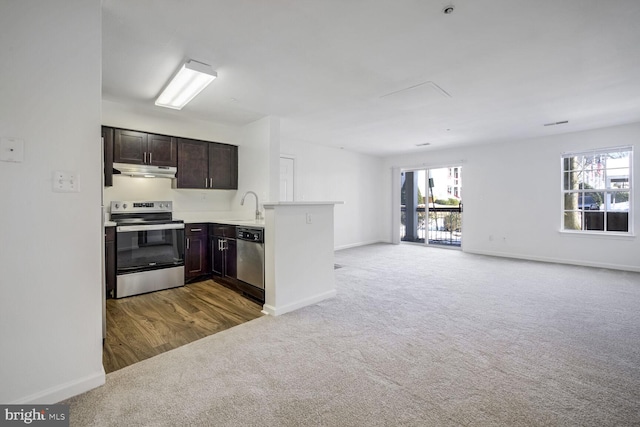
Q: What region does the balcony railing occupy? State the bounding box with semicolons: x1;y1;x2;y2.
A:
401;205;462;246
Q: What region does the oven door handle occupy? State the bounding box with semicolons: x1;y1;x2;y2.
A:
117;223;185;232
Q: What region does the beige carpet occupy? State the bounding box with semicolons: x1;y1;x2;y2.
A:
66;243;640;426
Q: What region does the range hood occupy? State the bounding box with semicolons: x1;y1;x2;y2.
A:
113;162;177;179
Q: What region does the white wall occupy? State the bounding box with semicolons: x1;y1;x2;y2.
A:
280;140;385;249
0;1;104;403
383;122;640;271
234;116;280;218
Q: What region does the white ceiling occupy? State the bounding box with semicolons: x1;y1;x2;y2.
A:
102;0;640;156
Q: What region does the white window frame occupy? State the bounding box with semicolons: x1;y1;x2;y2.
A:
560;146;633;235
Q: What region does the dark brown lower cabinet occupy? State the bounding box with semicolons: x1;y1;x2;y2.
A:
185;224;210;281
105;226;116;298
211;224;237;285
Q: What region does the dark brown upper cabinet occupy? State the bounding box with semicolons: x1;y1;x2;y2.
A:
176;138;238;190
209;142;238;190
102;126;114;187
114;129;177;167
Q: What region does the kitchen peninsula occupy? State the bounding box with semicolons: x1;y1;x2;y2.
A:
262;201;342;316
176;201;342;316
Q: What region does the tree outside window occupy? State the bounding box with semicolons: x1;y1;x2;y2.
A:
562;147;632;233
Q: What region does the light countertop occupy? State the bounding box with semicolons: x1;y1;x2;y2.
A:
104;218;264;228
104;211;265;228
180;218;265;228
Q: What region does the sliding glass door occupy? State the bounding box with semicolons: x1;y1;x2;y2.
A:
400;166;462;247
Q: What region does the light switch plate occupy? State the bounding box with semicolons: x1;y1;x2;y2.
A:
53;171;80;193
0;137;25;162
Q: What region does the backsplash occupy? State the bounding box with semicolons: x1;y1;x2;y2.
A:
103;175;236;214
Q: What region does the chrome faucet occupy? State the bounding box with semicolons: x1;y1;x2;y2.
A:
241;191;261;220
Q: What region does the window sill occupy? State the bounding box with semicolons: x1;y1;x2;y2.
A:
559;230;635;239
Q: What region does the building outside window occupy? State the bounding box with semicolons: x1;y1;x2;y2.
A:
562;146;632;233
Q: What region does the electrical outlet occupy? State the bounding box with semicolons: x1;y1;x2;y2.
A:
306;213;312;224
53;171;80;193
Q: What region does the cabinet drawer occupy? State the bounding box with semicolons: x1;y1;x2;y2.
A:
186;223;208;236
210;224;236;237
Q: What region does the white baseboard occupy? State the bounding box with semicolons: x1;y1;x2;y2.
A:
465;248;640;273
335;240;386;251
262;289;337;316
11;369;105;404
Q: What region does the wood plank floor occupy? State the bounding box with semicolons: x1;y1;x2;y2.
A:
103;279;263;373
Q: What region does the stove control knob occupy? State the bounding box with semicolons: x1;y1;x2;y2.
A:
114;203;120;209
123;203;128;209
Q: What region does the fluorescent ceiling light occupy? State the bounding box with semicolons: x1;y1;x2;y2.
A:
155;60;217;110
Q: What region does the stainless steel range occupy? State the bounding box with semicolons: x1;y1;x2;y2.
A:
110;201;185;298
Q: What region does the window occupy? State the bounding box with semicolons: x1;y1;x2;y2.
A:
562;146;632;233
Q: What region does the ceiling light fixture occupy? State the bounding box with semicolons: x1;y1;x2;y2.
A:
155;60;217;110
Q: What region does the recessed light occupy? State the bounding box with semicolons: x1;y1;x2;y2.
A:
443;5;455;14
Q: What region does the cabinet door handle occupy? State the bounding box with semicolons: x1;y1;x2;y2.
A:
204;178;208;188
218;240;223;251
144;152;147;164
190;228;202;232
186;237;190;250
209;178;213;188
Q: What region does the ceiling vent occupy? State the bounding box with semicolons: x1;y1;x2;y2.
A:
544;120;569;127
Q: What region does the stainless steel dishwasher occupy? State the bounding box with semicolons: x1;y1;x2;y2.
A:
236;227;265;291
